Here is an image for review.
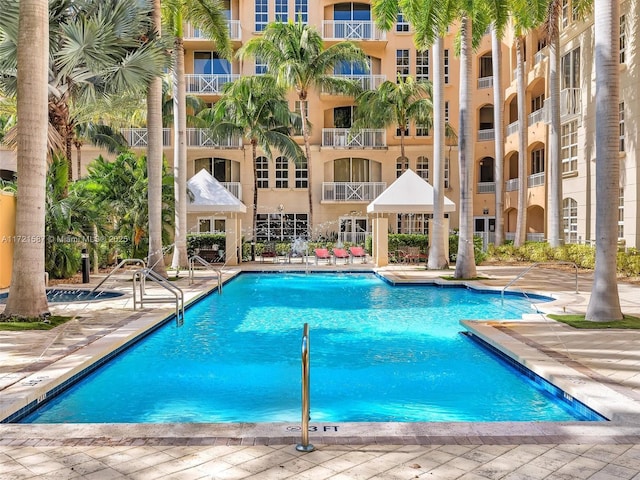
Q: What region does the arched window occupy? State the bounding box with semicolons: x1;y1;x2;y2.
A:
416;156;429;181
562;198;578;243
396;156;408;178
256;156;268;189
275;156;288;188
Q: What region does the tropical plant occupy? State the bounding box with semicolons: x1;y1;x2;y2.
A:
162;0;231;269
0;0;49;319
238;19;367;238
585;0;622;321
0;0;169;180
353;75;432;162
205;75;304;260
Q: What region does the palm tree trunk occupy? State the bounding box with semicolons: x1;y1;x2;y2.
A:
252;141;259;260
547;2;563;247
491;25;504;246
514;36;528;247
454;15;477;279
299;95;313;239
586;0;622;321
171;37;189;269
4;0;50;318
428;36;448;270
147;0;167;277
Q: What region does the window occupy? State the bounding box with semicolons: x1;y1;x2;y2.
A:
294;0;308;23
416;156;429;181
479;54;493;78
444;101;449;122
396;157;408;178
620;15;627;64
416;50;429;82
396;49;410;82
444;49;449;84
194;51;230;74
561;47;580;89
275;0;288;22
255;0;268;32
619;102;625;152
563;197;578;243
397;213;430;234
293;100;308;135
334;157;379;182
444;156;450;188
618;188;624;239
396;10;409;32
275;156;288;188
415;122;430;137
256;213;308;241
295;158;308;188
531;148;545;174
255;57;267;75
479;157;494;183
396;123;409;137
334;2;371;38
531;94;545;112
198;218;225;233
256;155;269;188
561;0;569;29
561;121;578;173
194;157;239;182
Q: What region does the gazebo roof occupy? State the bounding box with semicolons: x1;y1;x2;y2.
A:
187;169;247;213
366;168;456;214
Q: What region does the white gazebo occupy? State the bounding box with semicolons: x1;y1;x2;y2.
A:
187;169;247;265
366;168;456;266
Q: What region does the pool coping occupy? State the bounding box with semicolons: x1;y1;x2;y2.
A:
2;268;640;445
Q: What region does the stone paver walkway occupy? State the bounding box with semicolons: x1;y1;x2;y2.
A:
2;263;640;479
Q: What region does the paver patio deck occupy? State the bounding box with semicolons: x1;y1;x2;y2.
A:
1;262;640;479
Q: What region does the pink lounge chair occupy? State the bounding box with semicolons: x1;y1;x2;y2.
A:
314;248;331;265
348;246;367;263
332;248;350;265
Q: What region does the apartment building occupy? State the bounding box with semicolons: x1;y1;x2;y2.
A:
1;0;637;251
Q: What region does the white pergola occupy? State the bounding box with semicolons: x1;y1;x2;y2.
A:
187;169;247;265
366;169;456;266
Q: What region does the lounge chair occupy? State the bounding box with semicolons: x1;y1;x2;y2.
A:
314;248;332;265
348;246;367;263
261;243;277;263
332;248;350;265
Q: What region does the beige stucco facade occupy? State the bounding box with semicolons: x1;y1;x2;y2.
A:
0;191;16;288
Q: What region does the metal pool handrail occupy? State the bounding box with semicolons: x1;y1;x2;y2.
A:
132;268;185;323
500;261;579;305
296;323;314;452
90;258;147;295
188;255;222;293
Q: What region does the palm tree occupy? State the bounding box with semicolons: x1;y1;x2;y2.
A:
585;0;622;321
239;20;367;239
1;0;49;319
353;76;432;162
206;75;304;259
491;25;505;247
162;0;231;269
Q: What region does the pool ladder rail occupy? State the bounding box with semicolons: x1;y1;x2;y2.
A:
501;261;579;306
89;258;147;296
132;268;185;324
188;255;223;294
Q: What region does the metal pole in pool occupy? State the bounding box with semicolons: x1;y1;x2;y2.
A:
296;323;314;452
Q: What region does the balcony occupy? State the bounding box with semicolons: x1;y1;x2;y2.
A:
185;20;241;41
322;128;386;148
186;128;242;148
322;20;386;41
534;50;546;66
477;182;495;194
121;128;171;147
185;74;240;94
324;74;386;92
221;182;242;199
505;178;519;192
477;76;493;89
477;129;495;141
506;121;519;137
527;172;545;188
322;182;386;202
527;108;546;126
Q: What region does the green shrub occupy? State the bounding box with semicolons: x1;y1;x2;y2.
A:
187;233;226;256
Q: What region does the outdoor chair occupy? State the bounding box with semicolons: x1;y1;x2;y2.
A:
261;243;277;263
406;246;428;263
348;246;367;263
314;248;332;265
332;248;350;265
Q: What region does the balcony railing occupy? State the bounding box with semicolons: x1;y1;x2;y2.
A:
534;50;546;66
185;74;239;94
477;182;495;194
121;128;171;147
505;178;519;192
560;88;581;120
322;20;386;41
478;128;495;141
477;76;493;89
322;128;386;148
338;231;369;245
506;121;519;137
221;182;242;199
527;108;546;126
325;74;386;92
505;232;546;242
186;128;242;148
527;172;545;188
185;20;241;40
322;182;386;202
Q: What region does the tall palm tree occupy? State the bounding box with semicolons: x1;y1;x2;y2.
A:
162;0;231;269
147;0;166;276
585;0;622;321
206;75;304;258
239;20;367;239
353;76;433;162
1;0;49;318
491;25;505;247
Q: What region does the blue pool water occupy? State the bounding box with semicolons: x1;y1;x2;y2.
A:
22;273;601;423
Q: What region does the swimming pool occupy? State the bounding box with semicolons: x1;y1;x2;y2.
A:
21;273;602;423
